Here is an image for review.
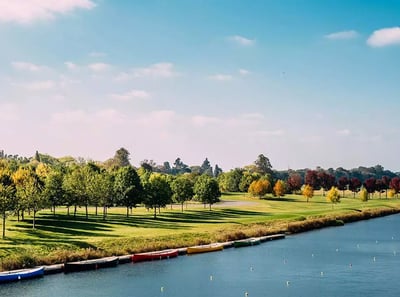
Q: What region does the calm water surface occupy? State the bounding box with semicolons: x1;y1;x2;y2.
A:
1;214;400;297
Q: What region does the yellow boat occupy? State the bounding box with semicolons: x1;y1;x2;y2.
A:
186;243;224;254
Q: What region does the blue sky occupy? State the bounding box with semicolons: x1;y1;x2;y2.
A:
0;0;399;171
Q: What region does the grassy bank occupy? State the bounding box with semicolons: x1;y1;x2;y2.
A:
1;192;400;271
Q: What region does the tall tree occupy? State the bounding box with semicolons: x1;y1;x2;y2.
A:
213;164;223;178
114;147;131;167
254;154;273;176
171;175;194;212
200;158;213;176
305;170;321;190
114;166;143;217
337;176;349;198
389;177;400;197
43;169;65;216
143;173;173;218
194;175;221;210
363;177;376;199
0;172;15;238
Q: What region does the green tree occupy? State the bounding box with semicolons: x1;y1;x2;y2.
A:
194;175;221;210
200;158;213;176
239;171;261;192
171;174;194;212
254;154;273;175
143;173;173;218
88;170;114;219
0;172;15;238
326;186;340;208
43;169;65;216
114;166;143;217
114;147;131;167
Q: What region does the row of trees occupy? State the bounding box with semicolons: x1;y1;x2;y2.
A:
0;149;223;238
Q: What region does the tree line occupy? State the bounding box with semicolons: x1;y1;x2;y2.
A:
1;148;399;238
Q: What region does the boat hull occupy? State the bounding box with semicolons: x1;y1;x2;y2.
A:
0;267;44;283
234;238;261;248
186;244;223;254
132;249;179;262
64;256;119;273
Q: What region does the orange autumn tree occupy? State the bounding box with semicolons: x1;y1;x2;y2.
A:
248;179;271;198
302;184;313;202
273;179;286;198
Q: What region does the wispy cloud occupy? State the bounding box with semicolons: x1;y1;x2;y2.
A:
89;52;107;57
192;115;222;127
208;74;233;81
324;30;359;40
18;80;56;90
88;63;111;72
64;61;78;70
239;69;250;76
11;61;49;72
229;35;256;46
367;27;400;47
0;0;96;24
133;62;178;78
110;89;150;101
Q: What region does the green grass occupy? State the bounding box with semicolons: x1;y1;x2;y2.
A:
1;191;400;270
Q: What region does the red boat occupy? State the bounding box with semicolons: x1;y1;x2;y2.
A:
132;249;179;262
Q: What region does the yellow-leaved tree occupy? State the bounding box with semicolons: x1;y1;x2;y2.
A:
359;187;368;202
248;179;271;198
273;179;286;198
326;186;340;208
302;184;313;202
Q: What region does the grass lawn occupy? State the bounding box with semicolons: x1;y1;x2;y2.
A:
1;191;399;270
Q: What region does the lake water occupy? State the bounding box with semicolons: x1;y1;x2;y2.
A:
1;214;400;297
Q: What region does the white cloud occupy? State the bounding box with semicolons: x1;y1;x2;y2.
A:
229;35;256;46
192;115;222;127
208;74;233;81
337;129;351;136
51;108;126;124
239;69;250;75
11;61;48;72
0;0;96;24
324;30;359;40
20;80;55;90
133;62;178;78
89;52;107;57
64;61;78;70
88;63;111;72
367;27;400;47
110;89;150;101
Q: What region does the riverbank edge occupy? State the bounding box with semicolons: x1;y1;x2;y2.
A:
1;206;400;273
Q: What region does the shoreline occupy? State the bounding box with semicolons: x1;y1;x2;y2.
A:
1;206;399;274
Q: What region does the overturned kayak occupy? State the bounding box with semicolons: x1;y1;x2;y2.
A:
0;266;44;283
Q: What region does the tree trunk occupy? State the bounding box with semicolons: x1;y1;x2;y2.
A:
74;205;77;218
209;203;212;211
95;206;98;216
181;202;184;212
17;210;20;222
33;209;36;229
103;206;107;220
2;214;6;239
85;204;88;220
126;206;129;218
154;207;157;219
67;206;70;216
21;210;24;221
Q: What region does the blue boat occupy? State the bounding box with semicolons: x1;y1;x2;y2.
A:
0;266;44;283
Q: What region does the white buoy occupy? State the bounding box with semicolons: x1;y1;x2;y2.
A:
286;281;290;286
210;275;213;281
245;291;249;297
250;266;254;271
336;248;339;252
320;271;324;276
311;253;314;258
160;287;164;293
373;257;376;262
